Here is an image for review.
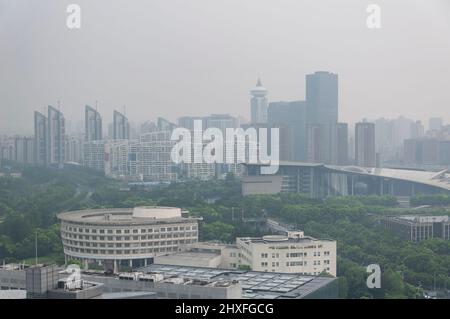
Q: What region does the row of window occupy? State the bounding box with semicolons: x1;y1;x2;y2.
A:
259;260;332;268
64;224;197;234
65;246;181;255
62;232;197;241
260;251;332;259
63;239;193;248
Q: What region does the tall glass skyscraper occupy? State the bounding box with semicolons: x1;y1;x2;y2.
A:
305;71;339;164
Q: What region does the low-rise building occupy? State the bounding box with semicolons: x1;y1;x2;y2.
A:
156;230;337;277
383;215;450;242
57;206;201;272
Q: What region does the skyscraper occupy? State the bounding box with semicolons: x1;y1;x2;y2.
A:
85;105;102;141
250;78;268;124
34;111;48;165
330;123;348;165
355;122;376;167
306;71;338;125
268;101;307;161
305;71;339;164
47;105;66;166
113;110;130;140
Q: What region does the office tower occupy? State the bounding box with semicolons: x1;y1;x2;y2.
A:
355;122;376;167
14;136;34;164
404;138;450;166
403;139;421;165
250;78;268;124
113;110;130;140
429;117;443;131
410;120;424;139
34;111;48;165
305;71;338;164
85;105;102;141
422;139;440;165
307;124;323;163
306;71;338;125
47;105;66;166
268;101;307;161
356;121;376;166
330;123;348;165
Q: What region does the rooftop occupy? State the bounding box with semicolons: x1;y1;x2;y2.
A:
138;264;336;299
57;206;199;225
390;215;450;224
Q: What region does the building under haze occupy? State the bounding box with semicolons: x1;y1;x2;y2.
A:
250;78;268;124
305;71;339;165
113;110;130;140
330;123;348;166
47;105;66;166
34;111;48;165
355;122;376;168
85;105;102;141
268;101;307;162
14;136;34;165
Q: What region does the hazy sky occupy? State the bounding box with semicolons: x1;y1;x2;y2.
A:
1;0;450;134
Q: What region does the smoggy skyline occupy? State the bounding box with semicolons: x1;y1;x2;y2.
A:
1;0;450;134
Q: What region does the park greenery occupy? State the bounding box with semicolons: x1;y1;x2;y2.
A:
0;164;449;298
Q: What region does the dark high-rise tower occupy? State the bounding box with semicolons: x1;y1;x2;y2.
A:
268;101;307;161
305;71;339;164
85;105;102;141
306;71;338;125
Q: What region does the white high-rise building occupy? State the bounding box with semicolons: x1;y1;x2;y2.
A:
250;78;268;124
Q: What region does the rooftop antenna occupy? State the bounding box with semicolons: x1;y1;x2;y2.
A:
123;105;126;116
95;100;98;112
57;100;61;112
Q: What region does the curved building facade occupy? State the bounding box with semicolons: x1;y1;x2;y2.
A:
57;206;199;272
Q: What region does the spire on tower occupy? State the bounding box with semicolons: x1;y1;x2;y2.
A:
256;78;262;87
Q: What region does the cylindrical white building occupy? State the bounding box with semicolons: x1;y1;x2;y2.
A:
57;206;200;272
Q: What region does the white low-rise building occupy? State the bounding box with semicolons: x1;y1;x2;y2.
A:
157;230;337;277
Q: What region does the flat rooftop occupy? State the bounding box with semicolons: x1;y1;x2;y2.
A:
238;235;334;245
139;264;336;299
57;207;198;225
156;251;221;264
391;215;450;224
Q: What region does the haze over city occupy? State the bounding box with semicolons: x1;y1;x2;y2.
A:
1;0;450;134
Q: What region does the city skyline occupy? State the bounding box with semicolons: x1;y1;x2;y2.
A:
1;1;450;134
